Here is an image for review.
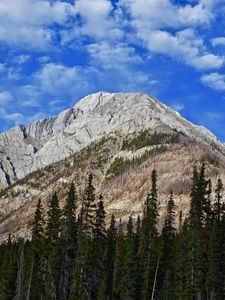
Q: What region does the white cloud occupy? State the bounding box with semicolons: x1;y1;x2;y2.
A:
119;70;157;92
35;63;98;95
201;72;225;90
0;107;23;123
26;112;48;123
38;56;51;64
0;91;13;104
118;0;223;70
13;55;30;64
191;54;224;70
0;0;74;49
4;112;24;122
62;0;123;44
74;0;116;38
143;29;224;70
120;0;214;31
211;37;225;47
87;42;142;69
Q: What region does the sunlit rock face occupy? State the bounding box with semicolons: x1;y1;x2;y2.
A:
0;92;223;189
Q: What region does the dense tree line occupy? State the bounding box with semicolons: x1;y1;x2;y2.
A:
0;165;225;299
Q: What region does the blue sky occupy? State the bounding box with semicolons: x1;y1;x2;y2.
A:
0;0;225;140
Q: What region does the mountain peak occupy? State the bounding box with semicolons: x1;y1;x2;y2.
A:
0;92;224;189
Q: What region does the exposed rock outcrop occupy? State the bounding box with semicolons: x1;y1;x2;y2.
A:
0;92;223;189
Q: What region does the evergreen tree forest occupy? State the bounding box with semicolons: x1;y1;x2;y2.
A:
1;165;225;300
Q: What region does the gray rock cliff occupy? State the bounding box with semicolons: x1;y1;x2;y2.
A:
0;92;223;189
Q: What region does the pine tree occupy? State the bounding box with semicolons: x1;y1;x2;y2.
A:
124;216;142;300
104;214;117;300
46;192;62;243
160;191;176;299
30;199;46;299
140;169;159;299
91;195;107;299
80;173;96;237
69;175;97;300
45;192;63;299
59;183;78;300
208;179;225;299
186;164;210;298
93;195;106;241
113;219;126;300
32;199;45;243
213;178;223;222
63;182;77;246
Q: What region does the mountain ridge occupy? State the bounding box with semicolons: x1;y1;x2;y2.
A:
0;91;224;189
1;91;225;240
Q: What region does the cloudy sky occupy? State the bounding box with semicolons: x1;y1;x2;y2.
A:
0;0;225;140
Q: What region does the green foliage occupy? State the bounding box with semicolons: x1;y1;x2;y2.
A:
46;192;62;243
80;173;96;237
73;136;116;168
1;166;225;300
106;146;167;180
63;182;77;245
121;130;180;151
32;199;45;243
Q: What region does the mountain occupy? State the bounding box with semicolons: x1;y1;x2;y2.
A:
0;91;225;241
0;92;223;188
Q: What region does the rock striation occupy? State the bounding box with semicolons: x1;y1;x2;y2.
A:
0;92;224;189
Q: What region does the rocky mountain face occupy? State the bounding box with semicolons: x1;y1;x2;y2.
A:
0;92;225;241
0;92;223;189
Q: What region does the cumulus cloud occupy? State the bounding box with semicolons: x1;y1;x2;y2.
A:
62;0;123;45
0;91;13;104
119;0;214;31
0;0;74;49
201;72;225;90
211;37;225;47
191;54;224;70
13;55;30;65
87;42;142;69
35;63;99;97
145;29;224;70
0;106;24;124
118;0;223;71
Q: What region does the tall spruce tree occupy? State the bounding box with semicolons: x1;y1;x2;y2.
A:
45;192;63;299
92;195;106;299
124;216;142;300
80;173;96;237
187;164;209;298
208;178;225;299
140;169;159;299
46;192;62;243
59;183;78;300
160;191;176;299
32;199;45;243
113;219;126;300
104;214;117;300
63;182;77;246
69;174;97;300
30;199;45;300
213;178;223;222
